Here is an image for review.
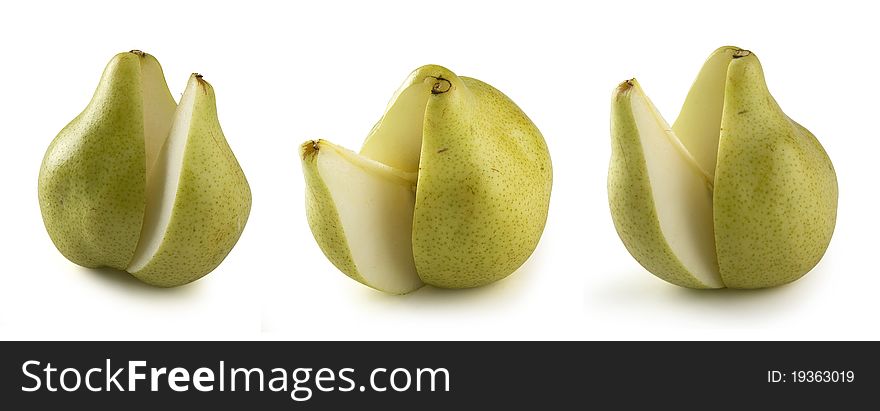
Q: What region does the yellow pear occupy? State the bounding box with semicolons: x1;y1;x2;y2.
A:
301;65;552;294
608;47;837;289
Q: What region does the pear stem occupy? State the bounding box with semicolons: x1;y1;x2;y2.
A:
301;140;321;160
429;76;452;94
617;79;635;93
733;49;752;58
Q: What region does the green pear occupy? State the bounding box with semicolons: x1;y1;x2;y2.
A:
39;52;251;287
608;47;837;289
301;65;552;294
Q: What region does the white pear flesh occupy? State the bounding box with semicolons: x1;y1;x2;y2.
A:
127;78;197;273
359;76;434;172
140;54;178;176
670;46;738;180
632;85;722;288
311;141;423;294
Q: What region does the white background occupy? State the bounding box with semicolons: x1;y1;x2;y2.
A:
0;0;877;340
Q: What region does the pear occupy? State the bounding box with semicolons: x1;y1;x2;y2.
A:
39;52;251;287
608;47;837;289
301;65;552;294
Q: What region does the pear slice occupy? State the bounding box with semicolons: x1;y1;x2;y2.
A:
301;140;423;294
126;74;252;287
609;80;723;289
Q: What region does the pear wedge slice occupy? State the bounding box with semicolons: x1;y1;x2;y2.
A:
609;79;723;289
301;140;423;294
127;74;252;287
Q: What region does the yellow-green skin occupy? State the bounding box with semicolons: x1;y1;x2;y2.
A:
607;80;713;289
38;52;152;270
299;141;367;287
413;66;552;288
714;54;837;288
130;76;252;287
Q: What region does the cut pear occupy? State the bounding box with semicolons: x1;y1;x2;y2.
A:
39;52;251;287
609;80;722;289
302;140;423;294
302;64;552;293
609;47;837;289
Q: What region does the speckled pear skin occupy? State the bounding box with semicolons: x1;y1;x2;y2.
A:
607;80;714;289
38;51;157;270
129;76;252;287
299;141;364;285
714;53;838;288
412;66;553;288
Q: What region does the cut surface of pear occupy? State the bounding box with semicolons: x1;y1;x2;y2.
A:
670;46;739;180
301;65;552;293
140;52;179;175
39;52;250;287
608;47;837;290
359;74;435;173
128;76;197;274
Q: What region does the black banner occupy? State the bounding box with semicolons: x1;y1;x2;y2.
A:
0;342;875;408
